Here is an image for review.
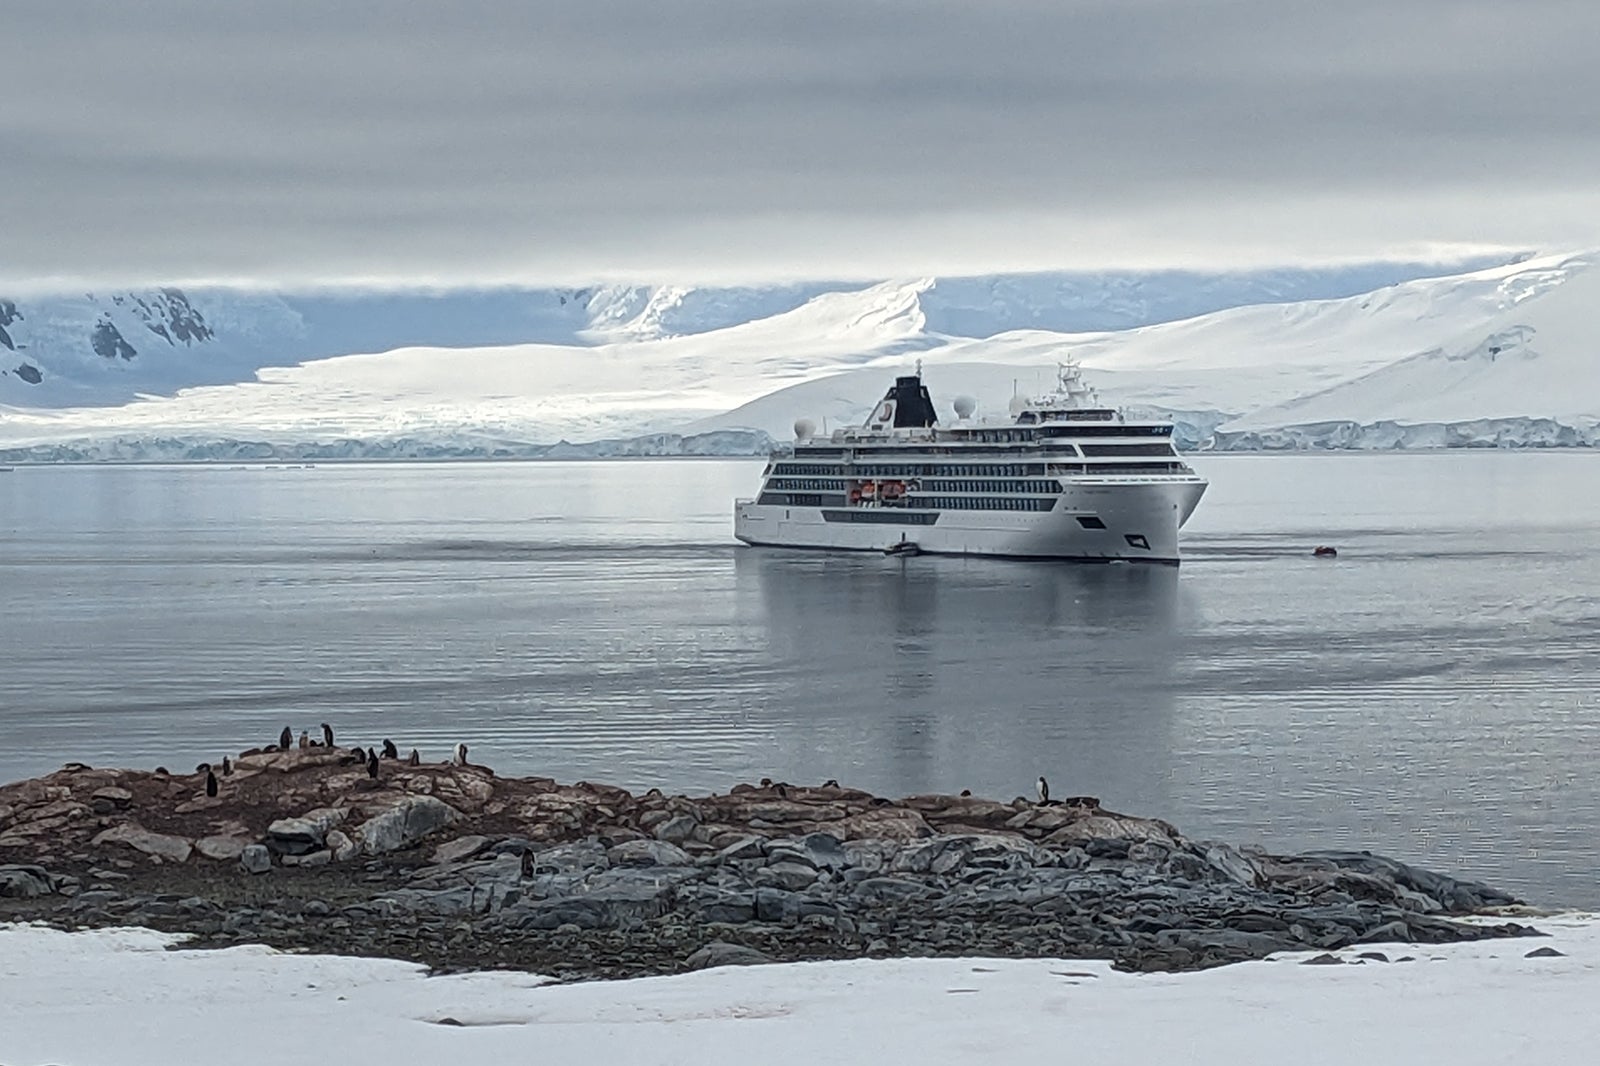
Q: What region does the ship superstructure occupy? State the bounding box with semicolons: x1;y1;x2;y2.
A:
732;361;1207;562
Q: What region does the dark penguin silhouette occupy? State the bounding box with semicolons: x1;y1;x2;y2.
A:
279;726;293;750
406;749;420;766
1037;776;1050;805
822;778;840;789
365;750;380;779
298;731;310;749
520;850;534;879
321;722;335;748
205;770;218;797
381;739;399;760
195;762;212;774
453;743;469;767
221;756;233;776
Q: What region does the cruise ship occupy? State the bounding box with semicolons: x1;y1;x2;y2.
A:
733;362;1207;562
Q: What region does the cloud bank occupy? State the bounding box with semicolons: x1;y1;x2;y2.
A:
5;0;1597;285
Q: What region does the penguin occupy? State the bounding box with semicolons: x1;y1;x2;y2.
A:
381;739;399;760
519;849;534;879
1036;776;1050;805
960;788;972;797
406;749;420;766
366;746;378;763
205;770;218;797
365;750;380;779
195;762;212;774
759;777;773;788
321;722;335;748
775;783;789;799
298;731;311;749
154;766;169;776
822;778;840;789
452;743;469;767
221;756;233;776
279;726;293;750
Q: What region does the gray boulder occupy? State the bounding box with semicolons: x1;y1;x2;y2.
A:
353;797;461;855
0;864;55;898
767;832;847;870
91;824;193;864
507;884;673;931
713;835;767;863
239;844;272;874
608;839;692;867
684;941;774;970
653;814;699;844
755;861;820;891
266;808;349;855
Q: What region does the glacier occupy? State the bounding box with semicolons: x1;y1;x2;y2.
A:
3;251;1597;459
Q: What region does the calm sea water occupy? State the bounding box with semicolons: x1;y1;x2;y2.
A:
2;454;1597;906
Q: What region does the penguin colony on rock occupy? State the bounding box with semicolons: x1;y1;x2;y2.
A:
180;723;485;798
178;724;1081;815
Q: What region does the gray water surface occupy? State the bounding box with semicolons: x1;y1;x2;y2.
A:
1;454;1596;905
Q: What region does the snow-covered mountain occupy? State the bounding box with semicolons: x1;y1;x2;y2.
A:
0;259;1500;408
4;252;1595;460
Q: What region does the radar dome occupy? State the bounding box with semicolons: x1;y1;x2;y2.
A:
952;395;977;419
1008;393;1030;416
793;418;816;440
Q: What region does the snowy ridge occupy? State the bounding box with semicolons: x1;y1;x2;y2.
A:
4;252;1597;457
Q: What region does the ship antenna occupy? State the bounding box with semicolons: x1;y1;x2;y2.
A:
915;357;923;378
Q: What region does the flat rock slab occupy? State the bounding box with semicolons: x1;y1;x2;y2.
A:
90;824;192;864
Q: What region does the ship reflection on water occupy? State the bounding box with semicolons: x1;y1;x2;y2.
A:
736;550;1185;810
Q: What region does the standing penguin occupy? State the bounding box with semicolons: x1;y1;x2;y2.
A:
205;770;219;797
321;722;335;748
452;743;469;767
1037;776;1051;805
406;749;420;766
221;756;233;776
298;731;311;749
519;849;534;879
381;739;398;760
365;750;380;779
278;726;293;750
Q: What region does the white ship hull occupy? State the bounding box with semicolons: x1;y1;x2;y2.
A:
735;478;1206;563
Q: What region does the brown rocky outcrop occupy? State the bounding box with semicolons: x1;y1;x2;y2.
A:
0;750;1252;876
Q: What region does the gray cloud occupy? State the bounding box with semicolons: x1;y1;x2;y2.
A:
4;0;1598;286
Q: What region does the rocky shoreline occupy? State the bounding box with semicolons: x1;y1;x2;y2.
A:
0;743;1539;980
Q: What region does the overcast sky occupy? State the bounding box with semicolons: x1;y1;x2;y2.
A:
5;0;1599;287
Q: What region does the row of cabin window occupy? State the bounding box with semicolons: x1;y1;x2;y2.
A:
1077;462;1193;475
921;479;1064;494
771;463;844;475
918;497;1057;512
854;463;1045;477
765;477;1064;494
766;477;848;491
773;462;1049;477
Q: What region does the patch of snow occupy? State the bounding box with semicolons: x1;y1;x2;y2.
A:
2;916;1598;1066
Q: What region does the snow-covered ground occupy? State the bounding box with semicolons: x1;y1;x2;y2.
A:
2;916;1596;1065
3;252;1597;458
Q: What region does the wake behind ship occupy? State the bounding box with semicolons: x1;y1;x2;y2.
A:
733;363;1207;562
